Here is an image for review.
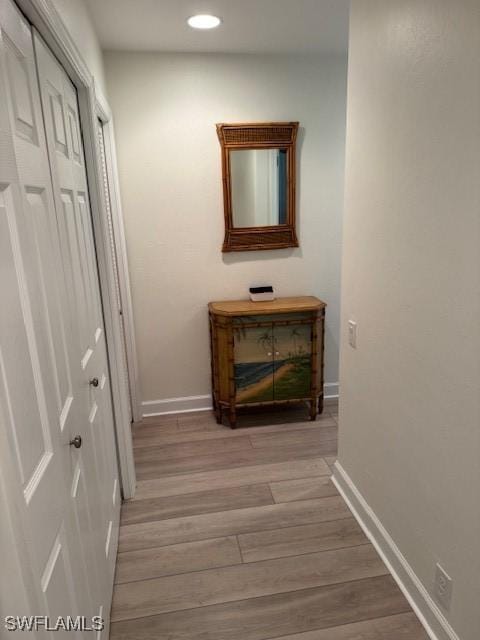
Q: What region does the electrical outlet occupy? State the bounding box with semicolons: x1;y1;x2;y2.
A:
434;563;453;610
348;320;357;348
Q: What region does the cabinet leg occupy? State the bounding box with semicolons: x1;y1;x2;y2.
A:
310;398;317;421
318;394;324;415
215;406;222;425
229;406;237;429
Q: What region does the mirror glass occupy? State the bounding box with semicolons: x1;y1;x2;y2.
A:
230;148;288;228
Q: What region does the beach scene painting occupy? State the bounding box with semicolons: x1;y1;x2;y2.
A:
234;323;312;403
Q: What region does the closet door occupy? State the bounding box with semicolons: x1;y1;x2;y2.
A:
0;0;95;629
34;33;121;606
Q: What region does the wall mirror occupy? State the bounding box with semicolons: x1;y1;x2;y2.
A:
217;122;299;252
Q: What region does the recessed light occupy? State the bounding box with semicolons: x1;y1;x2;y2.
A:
187;14;222;30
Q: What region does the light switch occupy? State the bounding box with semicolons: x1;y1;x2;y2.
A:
348;320;357;348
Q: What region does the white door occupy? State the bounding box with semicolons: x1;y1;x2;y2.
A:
0;0;95;632
0;0;120;634
33;30;121;618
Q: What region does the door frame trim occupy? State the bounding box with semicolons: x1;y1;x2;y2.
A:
95;94;143;424
17;0;137;499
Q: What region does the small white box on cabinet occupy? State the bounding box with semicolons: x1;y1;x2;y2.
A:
249;286;275;302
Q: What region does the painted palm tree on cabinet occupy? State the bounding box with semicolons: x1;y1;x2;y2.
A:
291;327;301;355
234;322;311;403
257;330;274;355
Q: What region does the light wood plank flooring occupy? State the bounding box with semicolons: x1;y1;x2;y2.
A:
110;403;428;639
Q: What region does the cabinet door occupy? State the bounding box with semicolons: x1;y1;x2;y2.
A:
273;323;312;400
234;322;274;403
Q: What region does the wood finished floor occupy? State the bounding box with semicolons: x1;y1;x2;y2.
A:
110;403;428;639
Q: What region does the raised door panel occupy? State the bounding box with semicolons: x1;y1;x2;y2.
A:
39;525;84;639
0;185;58;534
56;188;91;356
272;323;312;400
3;27;38;145
21;187;74;434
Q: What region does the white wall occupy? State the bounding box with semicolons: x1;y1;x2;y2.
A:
50;0;107;96
338;2;480;639
105;52;347;407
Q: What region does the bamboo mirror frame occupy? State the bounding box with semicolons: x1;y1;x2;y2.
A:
216;122;299;252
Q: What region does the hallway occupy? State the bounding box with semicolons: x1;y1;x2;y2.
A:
110;404;428;639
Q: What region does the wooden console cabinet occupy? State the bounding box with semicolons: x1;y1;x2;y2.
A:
208;296;326;428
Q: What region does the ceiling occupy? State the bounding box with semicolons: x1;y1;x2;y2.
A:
85;0;350;54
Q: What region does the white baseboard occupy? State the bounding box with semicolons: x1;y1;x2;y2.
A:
323;382;338;404
332;462;459;640
142;382;339;417
142;395;212;417
323;382;339;401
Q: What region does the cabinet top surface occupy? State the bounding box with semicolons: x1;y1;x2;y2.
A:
208;296;326;317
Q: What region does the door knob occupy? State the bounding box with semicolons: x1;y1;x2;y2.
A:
89;377;99;387
69;435;82;449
